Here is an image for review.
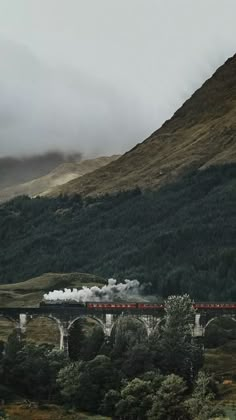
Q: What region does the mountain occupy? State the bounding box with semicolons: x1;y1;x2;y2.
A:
52;54;236;197
1;54;236;301
0;151;82;189
1;163;236;301
0;155;119;203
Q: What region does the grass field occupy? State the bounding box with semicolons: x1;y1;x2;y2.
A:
3;403;110;420
204;341;236;406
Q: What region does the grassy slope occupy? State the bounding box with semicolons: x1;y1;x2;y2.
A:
0;272;104;343
0;272;105;307
52;55;236;198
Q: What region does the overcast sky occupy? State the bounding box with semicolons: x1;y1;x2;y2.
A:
0;0;235;158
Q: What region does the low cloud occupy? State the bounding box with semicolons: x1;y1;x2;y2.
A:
0;150;82;188
0;38;146;159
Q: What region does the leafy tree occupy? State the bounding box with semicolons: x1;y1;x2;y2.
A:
115;378;154;420
151;295;203;382
3;331;23;362
57;355;120;412
121;343;154;378
68;319;85;361
1;331;24;388
79;325;104;361
147;374;188;420
184;371;224;420
69;320;105;361
112;316;147;360
103;371;164;420
1;338;67;401
101;389;120;417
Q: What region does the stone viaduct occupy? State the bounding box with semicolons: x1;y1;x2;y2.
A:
0;305;234;354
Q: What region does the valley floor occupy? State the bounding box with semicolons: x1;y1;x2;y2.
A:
3;403;110;420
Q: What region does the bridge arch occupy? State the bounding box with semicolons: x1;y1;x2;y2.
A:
25;314;62;347
204;315;236;348
67;315;105;360
110;314;149;343
0;314;17;343
205;315;236;330
68;315;106;333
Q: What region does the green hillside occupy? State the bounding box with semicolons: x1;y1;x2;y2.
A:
0;272;104;307
0;272;105;343
0;163;236;301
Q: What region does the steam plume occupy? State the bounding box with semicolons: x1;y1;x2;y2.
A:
43;279;141;303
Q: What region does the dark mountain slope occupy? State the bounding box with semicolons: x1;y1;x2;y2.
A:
1;164;236;301
52;54;236;197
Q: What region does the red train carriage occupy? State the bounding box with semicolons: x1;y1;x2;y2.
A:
40;301;236;310
87;302;137;309
137;303;164;309
194;303;236;310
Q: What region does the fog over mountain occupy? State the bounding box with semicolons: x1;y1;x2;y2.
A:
0;0;236;158
0;38;145;158
0;151;82;189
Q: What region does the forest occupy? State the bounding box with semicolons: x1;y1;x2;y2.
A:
0;296;223;420
0;164;236;301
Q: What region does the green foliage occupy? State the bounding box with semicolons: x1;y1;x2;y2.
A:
120;343;154;378
1;334;68;401
147;374;188;420
184;371;224;420
1;164;236;300
112;317;147;357
57;355;120;413
69;320;105;361
101;389;120;416
150;295;203;382
115;378;154;420
0;409;9;420
107;371;222;420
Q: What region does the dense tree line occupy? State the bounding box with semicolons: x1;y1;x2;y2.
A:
0;295;223;419
0;164;236;300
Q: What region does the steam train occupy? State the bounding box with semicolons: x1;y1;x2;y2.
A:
40;301;236;310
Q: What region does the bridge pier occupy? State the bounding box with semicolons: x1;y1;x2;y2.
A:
104;314;113;336
14;314;28;341
193;314;205;337
15;322;23;341
59;322;69;355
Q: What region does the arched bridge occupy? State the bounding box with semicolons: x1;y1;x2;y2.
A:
1;303;236;354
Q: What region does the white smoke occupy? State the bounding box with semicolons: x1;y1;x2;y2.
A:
43;278;141;303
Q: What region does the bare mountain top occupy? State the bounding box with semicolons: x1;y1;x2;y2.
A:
52;54;236;197
0;155;119;203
